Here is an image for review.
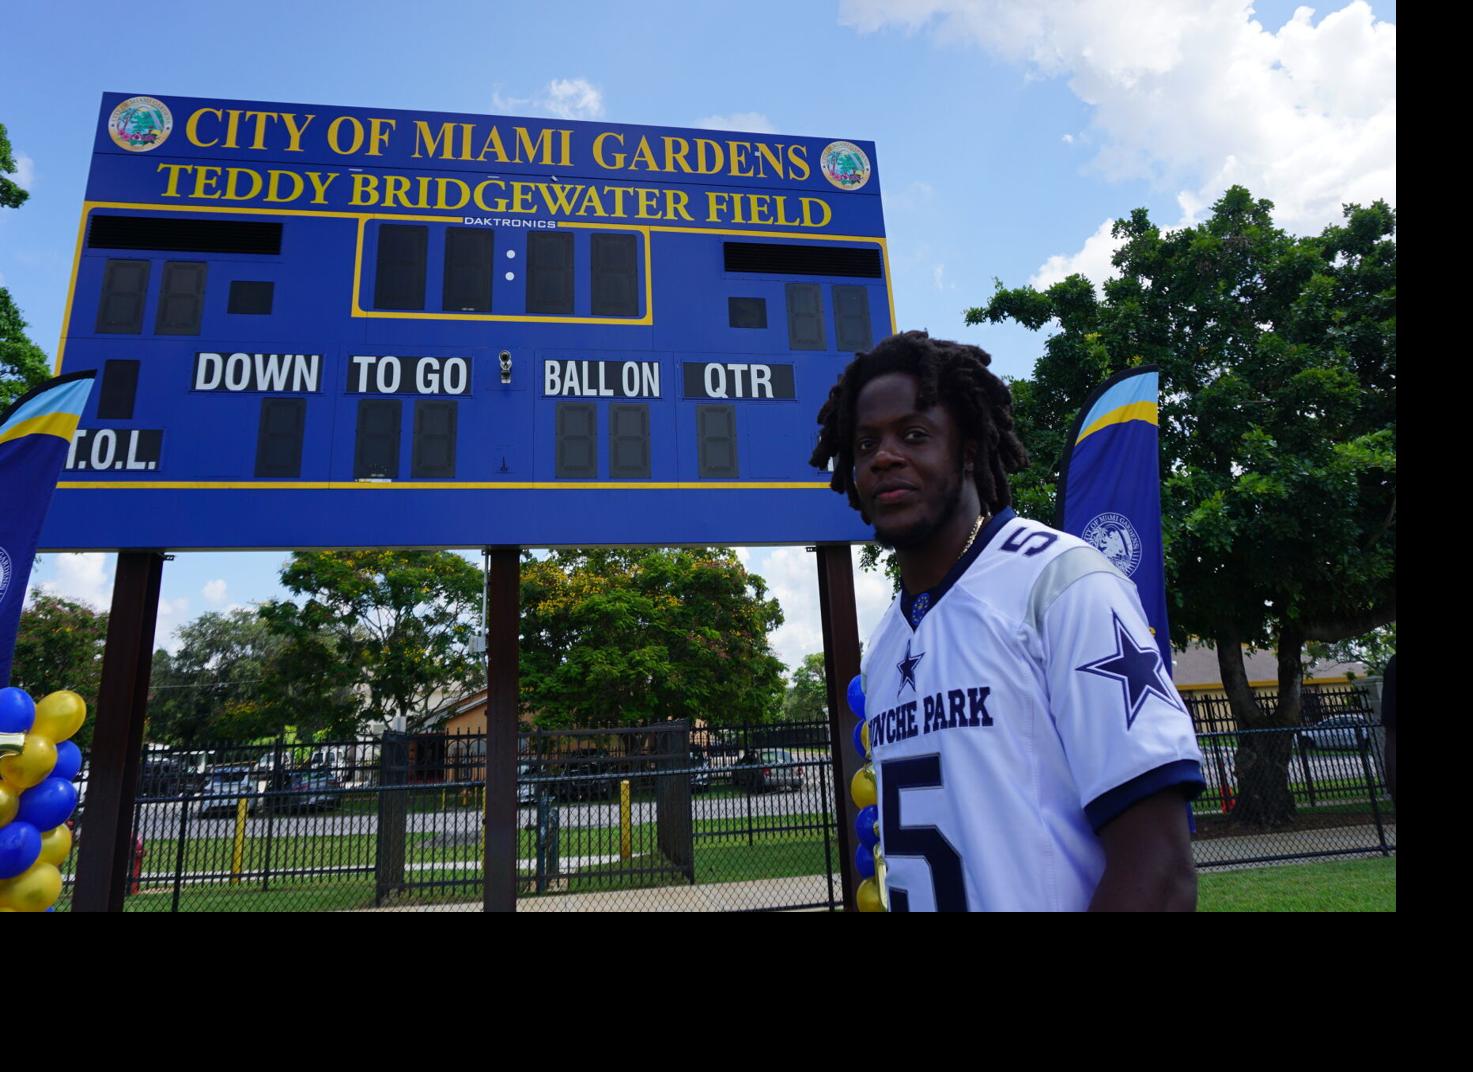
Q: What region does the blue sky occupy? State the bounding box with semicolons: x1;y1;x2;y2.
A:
2;0;1396;673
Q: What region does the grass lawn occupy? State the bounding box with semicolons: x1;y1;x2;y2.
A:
1197;857;1395;911
106;807;834;879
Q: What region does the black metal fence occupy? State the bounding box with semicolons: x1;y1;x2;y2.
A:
1191;723;1395;867
1183;682;1377;734
54;698;1392;912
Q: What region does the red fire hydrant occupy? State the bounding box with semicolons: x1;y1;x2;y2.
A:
130;835;146;895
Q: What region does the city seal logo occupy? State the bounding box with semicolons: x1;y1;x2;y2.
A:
1083;512;1144;577
821;141;871;191
0;546;12;605
108;96;173;152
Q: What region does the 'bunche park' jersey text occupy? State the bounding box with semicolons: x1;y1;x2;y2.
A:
862;508;1204;911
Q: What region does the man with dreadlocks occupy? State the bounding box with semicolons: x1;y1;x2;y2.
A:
813;331;1203;911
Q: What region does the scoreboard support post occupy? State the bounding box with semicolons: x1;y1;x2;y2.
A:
816;543;863;912
483;547;520;913
72;550;166;912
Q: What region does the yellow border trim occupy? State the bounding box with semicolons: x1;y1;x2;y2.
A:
53;206;92;374
57;480;832;491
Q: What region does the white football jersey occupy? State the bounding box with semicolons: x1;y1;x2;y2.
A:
863;508;1203;912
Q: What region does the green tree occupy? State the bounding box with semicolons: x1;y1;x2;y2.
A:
1;122;48;410
0;123;28;209
259;550;483;731
147;608;360;745
519;548;785;728
782;652;829;722
9;594;107;749
0;288;50;410
1308;623;1396;678
973;187;1396;826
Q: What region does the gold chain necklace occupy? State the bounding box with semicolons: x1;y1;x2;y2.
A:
956;512;988;563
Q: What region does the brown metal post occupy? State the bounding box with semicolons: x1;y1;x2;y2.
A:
72;550;165;912
816;543;863;911
483;547;520;912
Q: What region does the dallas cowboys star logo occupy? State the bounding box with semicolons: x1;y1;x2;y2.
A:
896;639;924;697
1076;612;1183;729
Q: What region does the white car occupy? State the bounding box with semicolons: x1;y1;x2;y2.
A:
197;766;260;816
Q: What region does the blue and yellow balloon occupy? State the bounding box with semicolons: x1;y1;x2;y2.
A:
847;677;887;912
0;689;86;913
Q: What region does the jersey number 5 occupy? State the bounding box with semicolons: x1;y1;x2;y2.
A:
880;755;967;912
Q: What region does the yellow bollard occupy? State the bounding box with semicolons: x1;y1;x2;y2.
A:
620;779;632;860
230;796;248;885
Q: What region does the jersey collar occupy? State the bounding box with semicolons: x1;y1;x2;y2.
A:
900;507;1016;630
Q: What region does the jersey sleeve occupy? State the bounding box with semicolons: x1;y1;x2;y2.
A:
1032;549;1204;832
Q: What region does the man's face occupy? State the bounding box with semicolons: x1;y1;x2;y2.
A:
852;372;973;550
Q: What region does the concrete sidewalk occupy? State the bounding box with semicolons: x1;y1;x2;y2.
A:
1193;823;1395;871
363;824;1395;911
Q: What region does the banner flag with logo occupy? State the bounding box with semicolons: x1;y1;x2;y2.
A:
1053;365;1173;677
0;371;95;686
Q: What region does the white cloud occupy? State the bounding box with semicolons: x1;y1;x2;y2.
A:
932;263;946;291
544;78;605;121
758;548;824;673
153;596;191;655
694;112;778;134
841;0;1395;237
13;152;36;191
747;547;894;675
1029;217;1120;290
25;554;196;652
33;553;113;609
492;78;605;122
202;579;228;605
1061;133;1075;144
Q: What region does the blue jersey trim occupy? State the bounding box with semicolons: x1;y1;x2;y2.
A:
901;507;1016;630
1084;759;1205;833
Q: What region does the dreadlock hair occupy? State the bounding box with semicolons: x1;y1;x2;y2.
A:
809;330;1029;521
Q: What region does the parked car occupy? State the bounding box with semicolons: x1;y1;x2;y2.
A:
1298;714;1372;751
138;755;191;797
567;763;616;802
197;765;260;816
253;751;296;791
269;769;341;813
733;748;804;793
554;751;617;802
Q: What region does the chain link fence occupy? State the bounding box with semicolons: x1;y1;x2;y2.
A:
54;686;1392;911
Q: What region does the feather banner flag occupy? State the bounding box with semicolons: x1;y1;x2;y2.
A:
0;372;96;686
1054;365;1172;676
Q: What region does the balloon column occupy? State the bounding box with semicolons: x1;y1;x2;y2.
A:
846;674;886;912
0;688;85;913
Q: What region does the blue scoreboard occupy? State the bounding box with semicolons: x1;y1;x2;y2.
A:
39;93;892;550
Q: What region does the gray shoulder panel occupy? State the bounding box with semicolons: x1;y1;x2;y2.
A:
1027;545;1128;634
